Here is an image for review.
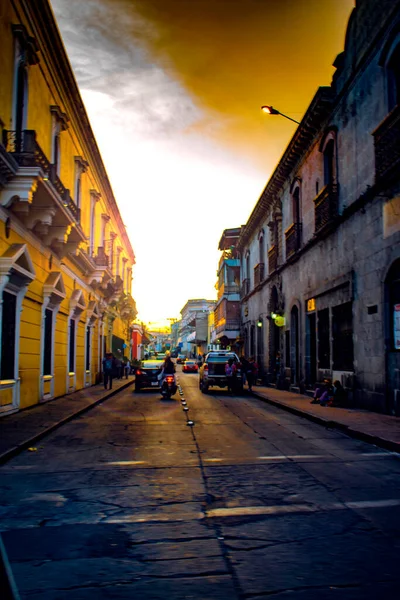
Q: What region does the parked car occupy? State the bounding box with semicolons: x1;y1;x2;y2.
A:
182;359;198;373
177;355;186;364
199;351;242;393
134;359;164;392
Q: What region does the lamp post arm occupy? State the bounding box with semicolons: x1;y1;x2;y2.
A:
277;111;300;125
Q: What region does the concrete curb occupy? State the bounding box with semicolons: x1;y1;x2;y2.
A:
0;379;134;465
252;389;400;455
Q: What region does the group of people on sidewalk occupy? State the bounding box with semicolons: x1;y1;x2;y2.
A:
224;356;259;393
310;378;347;407
102;353;131;390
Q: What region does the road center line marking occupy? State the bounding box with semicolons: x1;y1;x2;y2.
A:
257;455;327;460
25;499;400;527
206;498;400;519
105;461;148;466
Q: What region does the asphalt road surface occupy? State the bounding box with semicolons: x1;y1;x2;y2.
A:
1;368;400;599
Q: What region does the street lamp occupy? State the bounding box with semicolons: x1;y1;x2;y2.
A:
261;105;300;125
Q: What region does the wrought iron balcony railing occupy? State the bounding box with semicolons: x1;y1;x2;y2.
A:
3;129;81;223
224;284;240;294
285;222;302;259
240;278;250;298
94;246;110;268
215;319;241;335
254;262;265;286
268;244;278;273
373;104;400;183
313;183;338;233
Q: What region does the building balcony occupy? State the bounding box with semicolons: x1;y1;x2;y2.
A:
240;278;250;298
0;141;18;188
3;130;81;223
268;244;278;273
313;183;338;233
217;283;240;300
94;246;110;267
254;262;264;286
215;319;241;337
90;245;113;287
373;104;400;183
1;129;85;257
218;253;240;271
285;222;302;259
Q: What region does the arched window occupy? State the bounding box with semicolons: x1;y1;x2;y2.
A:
246;252;250;280
292;187;300;223
323;139;335;186
320;129;337;188
259;235;264;264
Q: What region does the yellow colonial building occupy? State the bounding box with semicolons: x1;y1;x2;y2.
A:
0;0;136;415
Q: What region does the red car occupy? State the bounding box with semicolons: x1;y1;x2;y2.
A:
182;360;198;373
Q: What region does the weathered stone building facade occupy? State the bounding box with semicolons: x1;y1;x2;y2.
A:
238;0;400;414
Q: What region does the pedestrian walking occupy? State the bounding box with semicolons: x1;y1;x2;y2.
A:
240;356;250;386
123;357;130;379
246;357;258;392
102;353;115;390
114;356;123;379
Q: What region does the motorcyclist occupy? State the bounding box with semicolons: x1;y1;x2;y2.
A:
159;352;176;387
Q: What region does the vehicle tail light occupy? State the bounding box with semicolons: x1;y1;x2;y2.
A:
203;364;208;371
166;376;174;383
136;369;142;376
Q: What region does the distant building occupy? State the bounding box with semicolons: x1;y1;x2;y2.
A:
212;228;242;352
170;320;180;354
237;0;400;414
0;0;136;415
179;299;216;357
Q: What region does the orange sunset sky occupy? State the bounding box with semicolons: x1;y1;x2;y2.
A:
51;0;355;326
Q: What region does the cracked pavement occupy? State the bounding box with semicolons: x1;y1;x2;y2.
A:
1;370;400;599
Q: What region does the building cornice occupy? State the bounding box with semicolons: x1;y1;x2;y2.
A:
238;87;334;251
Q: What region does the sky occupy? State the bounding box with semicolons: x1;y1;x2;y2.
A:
50;0;354;327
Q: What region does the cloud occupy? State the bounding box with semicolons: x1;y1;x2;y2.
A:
49;0;354;322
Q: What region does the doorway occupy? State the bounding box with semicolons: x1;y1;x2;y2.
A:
306;312;317;384
290;305;300;384
385;259;400;415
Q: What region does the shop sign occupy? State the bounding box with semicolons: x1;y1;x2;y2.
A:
307;298;316;312
274;315;286;327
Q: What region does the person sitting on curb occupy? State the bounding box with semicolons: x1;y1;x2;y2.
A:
331;380;347;407
311;379;333;406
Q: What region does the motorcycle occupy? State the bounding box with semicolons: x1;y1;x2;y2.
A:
160;374;178;399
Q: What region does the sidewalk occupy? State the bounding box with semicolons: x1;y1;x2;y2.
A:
0;376;134;464
252;384;400;453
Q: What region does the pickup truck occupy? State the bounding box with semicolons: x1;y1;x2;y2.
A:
199;351;243;393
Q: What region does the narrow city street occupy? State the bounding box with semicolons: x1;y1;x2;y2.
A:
1;368;400;599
